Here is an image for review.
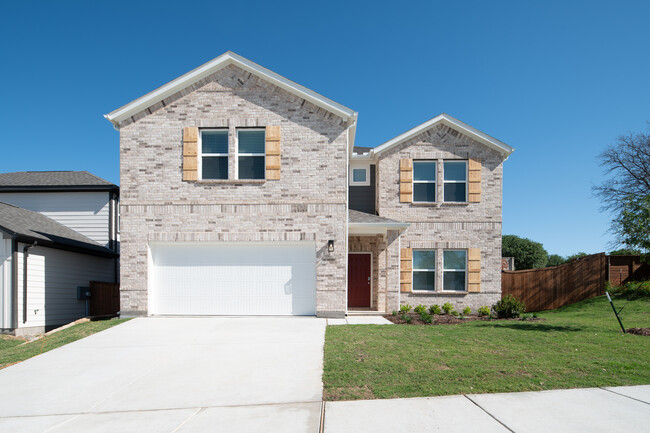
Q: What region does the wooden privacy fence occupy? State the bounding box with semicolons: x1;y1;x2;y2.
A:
502;253;608;312
89;281;120;316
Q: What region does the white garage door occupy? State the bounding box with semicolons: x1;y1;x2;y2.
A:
149;242;316;316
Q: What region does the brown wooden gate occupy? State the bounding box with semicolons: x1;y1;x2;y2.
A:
89;281;120;316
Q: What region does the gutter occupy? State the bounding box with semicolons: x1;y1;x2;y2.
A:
22;242;37;324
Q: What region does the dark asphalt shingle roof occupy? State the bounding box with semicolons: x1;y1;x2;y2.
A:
348;209;405;225
0;171;117;190
0;202;116;256
353;146;373;155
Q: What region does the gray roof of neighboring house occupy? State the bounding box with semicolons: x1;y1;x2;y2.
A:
353;146;373;155
0;202;116;257
0;171;118;192
348;209;405;225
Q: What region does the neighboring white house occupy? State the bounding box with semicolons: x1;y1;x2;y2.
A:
0;172;119;335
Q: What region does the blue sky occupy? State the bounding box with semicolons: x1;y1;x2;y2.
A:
1;1;648;256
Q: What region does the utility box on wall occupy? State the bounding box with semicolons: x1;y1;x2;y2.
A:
77;286;91;300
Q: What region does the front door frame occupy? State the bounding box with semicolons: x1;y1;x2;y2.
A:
347;252;373;310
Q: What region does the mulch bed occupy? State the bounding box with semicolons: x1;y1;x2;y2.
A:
384;312;541;326
627;327;650;336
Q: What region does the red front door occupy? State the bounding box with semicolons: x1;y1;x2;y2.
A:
348;254;371;308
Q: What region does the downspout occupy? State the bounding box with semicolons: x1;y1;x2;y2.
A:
22;241;37;324
11;238;18;330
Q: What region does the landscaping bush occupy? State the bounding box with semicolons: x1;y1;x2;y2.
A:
400;304;412;313
414;304;427;314
391;310;398;316
462;306;471;316
477;306;490;317
429;304;441;315
442;302;453;315
419;312;433;324
450;310;459;317
492;295;525;319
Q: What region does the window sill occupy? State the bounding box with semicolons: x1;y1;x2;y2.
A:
408;291;468;296
193;179;266;185
410;202;469;207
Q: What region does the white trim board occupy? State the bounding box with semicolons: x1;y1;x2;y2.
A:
105;51;358;127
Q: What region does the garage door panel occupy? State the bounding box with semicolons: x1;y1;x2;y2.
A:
150;243;316;316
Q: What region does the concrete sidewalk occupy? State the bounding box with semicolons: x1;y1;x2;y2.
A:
324;385;650;433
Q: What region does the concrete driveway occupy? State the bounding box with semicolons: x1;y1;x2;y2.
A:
0;317;326;432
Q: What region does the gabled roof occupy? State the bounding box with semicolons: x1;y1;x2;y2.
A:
370;113;514;158
348;209;409;235
105;51;358;127
0;171;118;193
0;202;117;257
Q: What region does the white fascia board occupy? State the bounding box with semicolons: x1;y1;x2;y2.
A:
373;113;514;157
105;51;358;126
348;222;410;235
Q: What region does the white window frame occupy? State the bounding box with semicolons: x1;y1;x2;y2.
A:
443;160;468;203
442;249;468;292
413;160;437;203
349;165;370;186
199;129;229;180
412;249;436;292
236;128;266;180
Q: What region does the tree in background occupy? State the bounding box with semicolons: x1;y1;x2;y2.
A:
594;128;650;250
565;252;589;262
546;254;566;267
502;235;548;270
608;248;642;255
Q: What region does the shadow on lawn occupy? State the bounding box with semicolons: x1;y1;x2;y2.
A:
489;323;583;332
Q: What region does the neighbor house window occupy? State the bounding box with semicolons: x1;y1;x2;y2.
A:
413;161;436;202
237;129;265;179
201;130;228;179
443;161;467;202
349;164;370;186
413;250;436;291
443;250;467;291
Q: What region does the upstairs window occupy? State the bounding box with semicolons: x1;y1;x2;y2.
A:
201;130;228;180
443;161;467;202
349;164;370;186
238;129;265;180
413;161;436;202
413;250;436;291
443;250;467;291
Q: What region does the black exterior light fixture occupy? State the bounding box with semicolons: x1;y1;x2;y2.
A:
327;240;335;253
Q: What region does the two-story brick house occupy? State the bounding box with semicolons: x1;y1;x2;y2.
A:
105;52;513;318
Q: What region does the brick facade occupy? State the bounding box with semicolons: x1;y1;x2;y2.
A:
117;64;349;317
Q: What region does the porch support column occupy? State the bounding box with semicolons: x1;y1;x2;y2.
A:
385;229;401;311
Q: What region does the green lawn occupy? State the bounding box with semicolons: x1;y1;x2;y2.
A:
0;318;129;369
323;295;650;401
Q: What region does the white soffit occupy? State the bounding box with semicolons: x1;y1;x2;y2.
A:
105;51;358;127
372;113;514;157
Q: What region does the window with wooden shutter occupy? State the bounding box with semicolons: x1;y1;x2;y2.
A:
182;127;199;181
468;248;481;292
400;247;412;292
399;159;413;203
468;158;481;203
265;125;281;180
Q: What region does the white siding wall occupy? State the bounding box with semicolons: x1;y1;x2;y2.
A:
16;245;115;328
0;239;11;329
0;192;111;247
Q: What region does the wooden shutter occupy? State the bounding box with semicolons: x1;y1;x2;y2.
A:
266;126;281;180
400;247;412;292
182;127;199;181
468;248;481;292
468;158;481;202
399;159;413;203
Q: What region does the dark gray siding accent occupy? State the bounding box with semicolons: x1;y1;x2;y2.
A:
349;165;376;214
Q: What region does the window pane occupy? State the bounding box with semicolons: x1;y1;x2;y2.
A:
444;161;467;181
202;130;228;154
444;183;466;202
413;183;436;202
202;156;228;179
238;130;265;154
444;250;467;270
413;161;436;181
239;156;265;179
444;271;466;291
413;250;435;270
413;271;435;291
352;168;367;182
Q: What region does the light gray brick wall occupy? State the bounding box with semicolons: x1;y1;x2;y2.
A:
118;64;349;316
376;123;506;313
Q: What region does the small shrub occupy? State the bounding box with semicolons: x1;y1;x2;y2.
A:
419;312;433;324
462;306;472;316
521;314;530;321
404;315;412;324
400;304;412;313
532;312;538;319
450;310;459;317
391;310;398;316
414;304;427;314
477;306;491;317
429;304;441;315
492;295;525;319
442;302;453;315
